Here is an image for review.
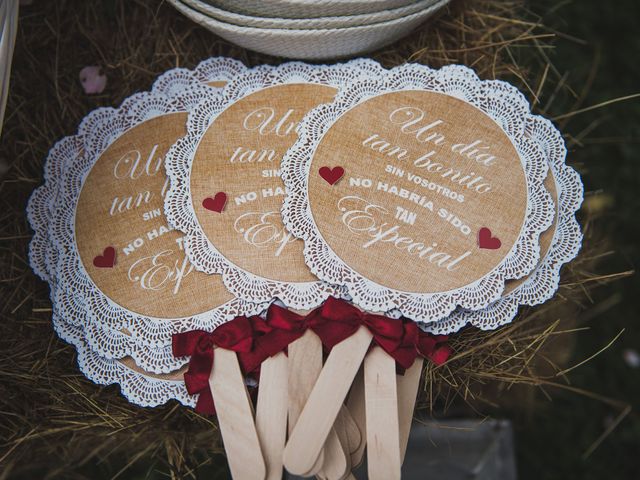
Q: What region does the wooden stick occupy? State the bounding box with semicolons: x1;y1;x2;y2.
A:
339;405;362;459
335;408;354;478
287;330;325;475
307;445;326;477
317;414;349;480
345;367;367;468
287;330;323;433
208;348;266;480
397;357;423;462
364;347;401;480
284;326;373;475
287;330;349;476
255;352;288;480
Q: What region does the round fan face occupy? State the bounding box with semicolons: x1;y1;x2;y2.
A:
165;60;386;309
281;64;557;321
76;113;234;319
307;90;527;294
190;83;336;284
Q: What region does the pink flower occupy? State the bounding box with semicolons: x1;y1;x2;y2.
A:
79;66;107;95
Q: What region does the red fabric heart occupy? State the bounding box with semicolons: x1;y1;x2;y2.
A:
478;227;501;249
202;192;227;213
93;246;116;268
319;166;345;186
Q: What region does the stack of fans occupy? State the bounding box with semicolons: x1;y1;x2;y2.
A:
27;57;583;479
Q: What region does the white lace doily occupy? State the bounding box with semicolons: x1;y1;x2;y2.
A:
53;311;196;408
424;116;583;333
28;57;247;284
164;59;385;310
281;64;555;323
26;58;273;394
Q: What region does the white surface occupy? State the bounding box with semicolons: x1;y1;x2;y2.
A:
0;0;19;136
182;0;443;30
168;0;450;60
203;0;422;19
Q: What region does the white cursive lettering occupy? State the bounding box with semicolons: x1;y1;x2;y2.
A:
127;250;194;295
234;211;297;257
337;196;471;271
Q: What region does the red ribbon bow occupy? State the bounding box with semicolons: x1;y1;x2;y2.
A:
172;316;263;415
415;331;452;366
172;298;452;414
315;298;452;369
263;301;361;351
316;297;420;369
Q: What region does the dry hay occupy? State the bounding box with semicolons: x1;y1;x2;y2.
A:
0;0;628;477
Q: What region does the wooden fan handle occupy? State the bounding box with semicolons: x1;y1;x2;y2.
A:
284;326;372;475
397;357;423;462
208;348;266;480
364;346;401;480
256;352;289;480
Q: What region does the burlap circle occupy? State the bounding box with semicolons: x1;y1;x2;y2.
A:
190;83;336;284
76;113;233;319
307;90;528;294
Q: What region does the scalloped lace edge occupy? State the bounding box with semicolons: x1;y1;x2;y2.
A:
164;59;387;310
424;116;583;333
281;63;556;323
26;59;262;407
